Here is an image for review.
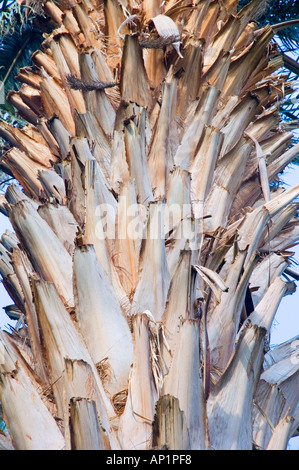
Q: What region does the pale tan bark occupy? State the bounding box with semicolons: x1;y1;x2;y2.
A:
162;320;206;449
266;413;294;450
79;52;116;138
9;200;74;308
253;337;299;449
0;331;65;450
152;395;189;450
69;398;106;450
118;313;158;450
207;321;266;450
174;85;220;169
0;0;299;451
131;201;170;321
114;181;140;295
120;35;152;108
148;69;178;199
73;244;133;397
31;280;118;449
10;247;48;384
37;203;78;254
6;91;39;126
123;112;154;205
40;72;76;136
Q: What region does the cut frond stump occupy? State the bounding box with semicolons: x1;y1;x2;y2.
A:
0;0;298;451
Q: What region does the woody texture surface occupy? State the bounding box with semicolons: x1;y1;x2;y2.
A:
0;0;299;450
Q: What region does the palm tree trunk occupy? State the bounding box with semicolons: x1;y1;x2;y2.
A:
0;0;299;450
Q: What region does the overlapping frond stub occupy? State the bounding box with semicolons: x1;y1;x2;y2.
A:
0;0;299;451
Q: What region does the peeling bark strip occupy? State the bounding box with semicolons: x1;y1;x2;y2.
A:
152;395;189;450
69;398;105;450
162;319;206;450
0;0;299;451
9;200;74;308
73;245;133;397
118;312;158;450
131;201;170;321
0;331;65;450
120;35;152;109
31;280;118;449
207;322;266;450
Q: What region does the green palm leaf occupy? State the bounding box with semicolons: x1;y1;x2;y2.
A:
0;26;44;109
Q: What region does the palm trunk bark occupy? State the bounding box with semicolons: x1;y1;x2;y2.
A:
0;0;299;450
